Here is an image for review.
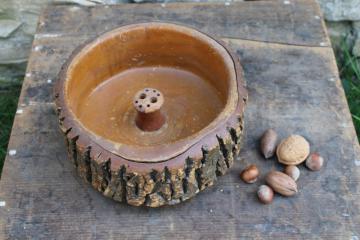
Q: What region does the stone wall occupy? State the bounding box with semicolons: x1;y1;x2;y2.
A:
0;0;360;83
318;0;360;58
0;0;126;83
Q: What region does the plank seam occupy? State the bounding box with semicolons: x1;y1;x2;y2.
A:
222;37;331;49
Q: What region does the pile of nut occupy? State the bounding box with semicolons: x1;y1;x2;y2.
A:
240;129;324;204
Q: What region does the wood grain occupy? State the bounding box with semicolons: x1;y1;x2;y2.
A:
38;0;329;47
1;0;360;238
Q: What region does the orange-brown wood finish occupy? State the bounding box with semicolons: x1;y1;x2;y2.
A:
55;22;247;206
133;88;166;132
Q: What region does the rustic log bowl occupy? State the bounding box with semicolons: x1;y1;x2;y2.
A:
55;22;247;207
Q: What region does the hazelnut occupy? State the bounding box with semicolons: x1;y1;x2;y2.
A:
240;164;259;183
257;185;274;204
260;129;278;159
306;152;324;171
265;171;298;196
284;165;300;181
276;135;310;165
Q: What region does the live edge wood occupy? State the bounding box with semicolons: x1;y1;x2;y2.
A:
54;22;247;207
61;116;244;207
1;0;360;239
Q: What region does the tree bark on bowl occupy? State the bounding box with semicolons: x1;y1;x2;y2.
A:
54;22;247;207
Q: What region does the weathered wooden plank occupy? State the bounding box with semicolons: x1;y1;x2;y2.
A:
1;39;360;238
20;36;89;104
37;0;329;47
1;1;360;239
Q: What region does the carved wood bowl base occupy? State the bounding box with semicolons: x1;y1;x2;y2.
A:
55;22;247;207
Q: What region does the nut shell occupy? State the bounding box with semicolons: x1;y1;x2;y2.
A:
265;171;298;196
257;185;274;204
240;164;259;184
284;165;300;181
276;135;310;165
306;152;324;171
260;129;278;159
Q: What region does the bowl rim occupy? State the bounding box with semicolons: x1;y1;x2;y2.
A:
54;21;247;165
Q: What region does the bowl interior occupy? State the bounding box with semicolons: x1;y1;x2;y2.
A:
65;23;236;147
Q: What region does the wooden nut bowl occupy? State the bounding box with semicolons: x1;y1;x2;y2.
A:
54;22;247;207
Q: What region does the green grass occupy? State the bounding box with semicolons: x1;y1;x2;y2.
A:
336;40;360;142
0;80;22;177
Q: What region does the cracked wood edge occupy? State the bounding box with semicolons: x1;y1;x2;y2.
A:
57;112;245;207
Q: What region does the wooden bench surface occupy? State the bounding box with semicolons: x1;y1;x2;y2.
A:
1;0;360;238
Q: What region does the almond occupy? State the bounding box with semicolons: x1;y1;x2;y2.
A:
265;171;298;196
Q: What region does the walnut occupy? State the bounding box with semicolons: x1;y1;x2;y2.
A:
276;135;310;165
